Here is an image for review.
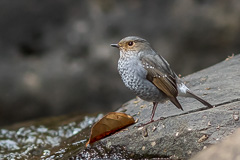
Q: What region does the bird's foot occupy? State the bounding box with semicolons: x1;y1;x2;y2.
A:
135;120;154;128
136;117;165;127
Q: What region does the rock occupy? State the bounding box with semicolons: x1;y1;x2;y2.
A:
0;113;104;159
0;54;239;159
191;128;240;160
75;54;240;159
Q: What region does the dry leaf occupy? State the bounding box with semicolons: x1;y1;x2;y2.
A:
86;112;135;146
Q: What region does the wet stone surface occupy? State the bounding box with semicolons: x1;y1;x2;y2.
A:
0;114;103;159
73;143;135;159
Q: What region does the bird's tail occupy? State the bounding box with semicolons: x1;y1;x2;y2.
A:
186;91;213;108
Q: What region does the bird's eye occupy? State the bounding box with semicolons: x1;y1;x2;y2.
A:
128;41;134;46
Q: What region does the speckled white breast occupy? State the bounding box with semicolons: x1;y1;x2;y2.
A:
118;55;167;102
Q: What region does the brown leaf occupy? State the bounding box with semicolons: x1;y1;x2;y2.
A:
86;112;135;146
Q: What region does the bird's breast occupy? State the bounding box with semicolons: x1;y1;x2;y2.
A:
118;57;147;89
118;57;165;102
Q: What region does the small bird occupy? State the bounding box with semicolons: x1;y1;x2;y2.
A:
111;36;213;124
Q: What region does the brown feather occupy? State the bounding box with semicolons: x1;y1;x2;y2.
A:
152;77;177;98
169;97;183;110
142;57;178;98
142;56;184;110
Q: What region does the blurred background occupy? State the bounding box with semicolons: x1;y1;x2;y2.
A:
0;0;239;126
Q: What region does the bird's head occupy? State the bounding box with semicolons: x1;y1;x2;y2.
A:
111;36;151;57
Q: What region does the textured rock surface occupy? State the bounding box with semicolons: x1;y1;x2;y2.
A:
76;54;240;159
191;128;240;160
1;54;239;159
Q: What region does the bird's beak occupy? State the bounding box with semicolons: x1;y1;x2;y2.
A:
111;44;119;48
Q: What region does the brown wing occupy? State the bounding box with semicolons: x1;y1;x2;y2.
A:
141;55;183;110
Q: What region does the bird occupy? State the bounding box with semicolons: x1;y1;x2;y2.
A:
111;36;213;124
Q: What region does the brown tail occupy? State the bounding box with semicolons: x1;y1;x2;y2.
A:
186;91;213;108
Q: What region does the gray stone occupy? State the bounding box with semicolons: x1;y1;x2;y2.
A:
78;54;240;159
1;54;239;159
191;128;240;160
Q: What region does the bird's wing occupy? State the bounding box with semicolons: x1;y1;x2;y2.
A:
141;54;183;110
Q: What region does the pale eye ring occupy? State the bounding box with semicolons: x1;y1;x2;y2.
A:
128;41;134;46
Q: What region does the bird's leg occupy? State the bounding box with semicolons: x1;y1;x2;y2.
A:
136;102;159;127
150;102;158;122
